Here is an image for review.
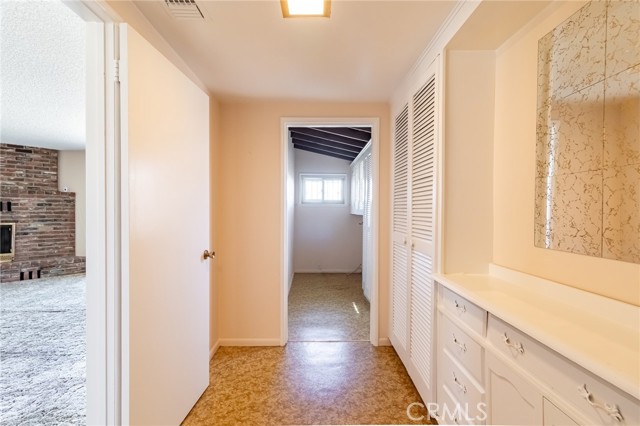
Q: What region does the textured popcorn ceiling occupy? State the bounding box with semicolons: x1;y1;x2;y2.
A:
1;0;85;150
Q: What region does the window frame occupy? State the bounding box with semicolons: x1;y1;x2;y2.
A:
299;173;347;205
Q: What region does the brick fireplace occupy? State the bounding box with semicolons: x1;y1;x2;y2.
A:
0;143;86;282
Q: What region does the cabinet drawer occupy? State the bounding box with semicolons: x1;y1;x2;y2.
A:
437;384;485;425
441;286;486;336
543;398;578;426
486;314;533;367
438;348;484;419
439;312;483;383
487;315;639;426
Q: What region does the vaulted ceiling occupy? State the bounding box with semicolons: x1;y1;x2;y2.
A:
289;127;371;162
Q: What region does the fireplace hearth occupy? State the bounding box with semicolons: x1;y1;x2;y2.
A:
0;223;15;262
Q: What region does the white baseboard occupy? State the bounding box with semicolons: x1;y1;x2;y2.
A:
219;338;282;347
209;340;220;359
378;337;391;346
294;269;359;274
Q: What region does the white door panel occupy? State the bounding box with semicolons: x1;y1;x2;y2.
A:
121;25;210;426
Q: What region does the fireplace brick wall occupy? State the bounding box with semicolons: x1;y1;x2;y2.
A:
0;143;86;282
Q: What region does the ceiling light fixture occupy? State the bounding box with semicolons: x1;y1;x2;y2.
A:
280;0;331;18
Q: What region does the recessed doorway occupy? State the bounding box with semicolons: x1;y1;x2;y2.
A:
281;118;380;346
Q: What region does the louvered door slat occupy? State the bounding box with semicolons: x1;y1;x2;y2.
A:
410;250;434;388
392;240;408;350
393;105;409;235
411;76;436;244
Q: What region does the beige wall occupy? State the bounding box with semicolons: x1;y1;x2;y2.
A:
444;50;495;274
293;149;363;273
58;150;86;257
216;100;390;342
493;2;640;306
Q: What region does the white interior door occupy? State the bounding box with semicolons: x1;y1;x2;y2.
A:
120;25;210;425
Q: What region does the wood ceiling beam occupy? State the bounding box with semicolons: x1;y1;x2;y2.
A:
290;128;368;148
293;144;355;161
291;135;362;154
310;127;371;142
348;127;372;133
293;139;358;159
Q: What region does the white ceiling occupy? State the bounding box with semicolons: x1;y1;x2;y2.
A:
0;0;86;150
134;0;458;101
0;1;458;150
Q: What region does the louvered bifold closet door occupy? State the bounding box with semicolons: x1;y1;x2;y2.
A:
409;75;437;400
362;149;373;302
391;104;410;352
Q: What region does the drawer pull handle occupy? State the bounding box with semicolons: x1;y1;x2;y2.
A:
453;300;466;314
578;384;623;422
452;372;467;394
503;332;524;354
452;333;467;353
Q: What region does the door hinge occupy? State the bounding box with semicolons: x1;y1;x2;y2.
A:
112;59;120;83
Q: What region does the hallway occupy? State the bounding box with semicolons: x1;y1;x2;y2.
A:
182;274;432;425
288;273;370;342
182;343;432;425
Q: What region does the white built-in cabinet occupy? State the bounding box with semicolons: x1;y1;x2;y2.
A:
434;273;640;426
350;142;372;301
390;61;439;403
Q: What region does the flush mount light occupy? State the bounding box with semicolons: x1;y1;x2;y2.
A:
280;0;331;18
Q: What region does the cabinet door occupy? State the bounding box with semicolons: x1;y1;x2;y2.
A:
543;398;579;426
487;353;542;425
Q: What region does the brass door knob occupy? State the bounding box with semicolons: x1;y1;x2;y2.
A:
203;250;215;260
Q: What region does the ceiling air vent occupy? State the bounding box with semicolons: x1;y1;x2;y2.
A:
165;0;204;20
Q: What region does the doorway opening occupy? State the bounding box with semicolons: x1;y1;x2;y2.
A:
281;119;380;346
0;1;89;423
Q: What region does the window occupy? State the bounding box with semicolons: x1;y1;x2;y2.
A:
300;174;346;204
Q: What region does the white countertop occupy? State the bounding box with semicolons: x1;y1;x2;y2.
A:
434;268;640;401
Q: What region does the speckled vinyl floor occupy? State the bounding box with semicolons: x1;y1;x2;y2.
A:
183;274;434;425
288;273;370;342
182;344;433;426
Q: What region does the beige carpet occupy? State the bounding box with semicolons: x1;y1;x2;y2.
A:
0;274;86;425
288;273;370;342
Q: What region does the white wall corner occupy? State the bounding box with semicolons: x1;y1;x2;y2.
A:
209;340;220;360
378;337;391;346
